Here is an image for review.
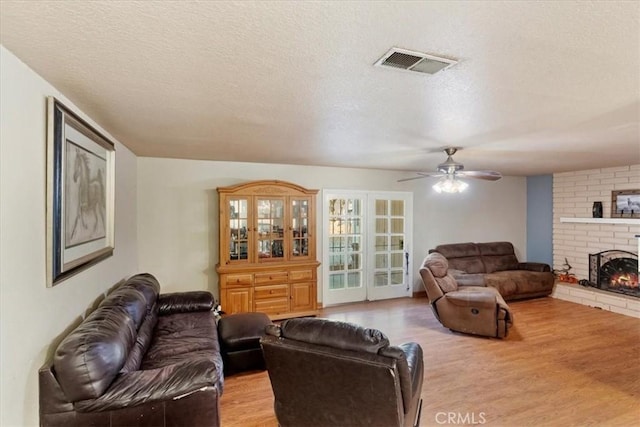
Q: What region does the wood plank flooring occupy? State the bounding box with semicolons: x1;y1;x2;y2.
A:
220;297;640;427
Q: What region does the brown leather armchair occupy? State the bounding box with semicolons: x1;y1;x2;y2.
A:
260;318;424;427
420;252;513;338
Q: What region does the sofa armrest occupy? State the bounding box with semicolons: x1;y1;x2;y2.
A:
518;262;551;272
378;342;423;416
399;342;423;404
74;359;221;412
446;289;497;309
158;291;214;315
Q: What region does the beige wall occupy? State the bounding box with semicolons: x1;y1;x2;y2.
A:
137;157;527;299
553;165;640;278
0;46;139;426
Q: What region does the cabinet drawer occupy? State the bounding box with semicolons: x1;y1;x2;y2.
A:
289;269;313;282
255;298;289;316
255;271;288;285
225;273;253;287
254;284;289;300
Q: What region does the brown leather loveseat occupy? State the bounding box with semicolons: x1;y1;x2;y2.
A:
430;241;555;300
39;273;223;427
261;317;424;427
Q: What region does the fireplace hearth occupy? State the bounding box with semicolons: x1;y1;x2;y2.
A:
589;250;639;298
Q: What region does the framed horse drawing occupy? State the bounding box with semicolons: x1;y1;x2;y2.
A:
46;97;115;286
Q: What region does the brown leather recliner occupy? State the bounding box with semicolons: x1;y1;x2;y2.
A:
260;318;424;427
420;253;513;338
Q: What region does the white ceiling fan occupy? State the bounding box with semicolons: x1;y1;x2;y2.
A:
398;147;502;193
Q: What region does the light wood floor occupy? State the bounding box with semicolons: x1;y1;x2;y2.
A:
220;297;640;427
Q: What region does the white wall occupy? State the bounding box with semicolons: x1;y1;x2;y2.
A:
137;157;527;299
0;46;139;427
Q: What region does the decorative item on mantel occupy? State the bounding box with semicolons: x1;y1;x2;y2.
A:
611;189;640;218
592;201;603;218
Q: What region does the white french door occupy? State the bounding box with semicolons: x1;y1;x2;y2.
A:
322;190;412;306
368;193;413;301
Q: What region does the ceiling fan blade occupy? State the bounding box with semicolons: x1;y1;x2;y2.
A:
397;172;445;182
457;170;503;181
397;175;430;182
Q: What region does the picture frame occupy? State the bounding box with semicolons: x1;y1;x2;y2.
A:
610;189;640;219
46;97;115;286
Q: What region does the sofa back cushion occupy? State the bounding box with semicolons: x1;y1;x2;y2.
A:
53;274;161;401
53;305;138;401
478;242;519;273
423;253;458;293
279;317;390;354
432;243;486;274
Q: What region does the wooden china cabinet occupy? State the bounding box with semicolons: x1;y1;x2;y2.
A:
216;180;320;320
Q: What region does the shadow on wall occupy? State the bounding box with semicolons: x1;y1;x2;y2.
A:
207;189;220;302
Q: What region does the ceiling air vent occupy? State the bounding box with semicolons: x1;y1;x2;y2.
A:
374;47;457;75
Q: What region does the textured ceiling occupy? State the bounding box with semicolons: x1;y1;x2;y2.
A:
1;1;639;175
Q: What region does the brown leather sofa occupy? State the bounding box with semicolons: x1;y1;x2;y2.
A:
39;273;223;427
261;317;424;427
420;252;513;338
430;241;554;300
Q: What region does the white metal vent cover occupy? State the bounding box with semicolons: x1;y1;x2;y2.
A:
374;47;457;75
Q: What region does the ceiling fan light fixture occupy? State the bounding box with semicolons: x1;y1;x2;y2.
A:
433;176;468;193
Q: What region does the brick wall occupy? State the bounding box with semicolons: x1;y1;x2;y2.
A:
553;164;640;279
552;164;640;317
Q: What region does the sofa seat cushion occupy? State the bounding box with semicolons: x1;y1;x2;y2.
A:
142;311;220;370
485;270;553;299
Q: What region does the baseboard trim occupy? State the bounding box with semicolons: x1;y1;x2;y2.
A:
413;290;427;298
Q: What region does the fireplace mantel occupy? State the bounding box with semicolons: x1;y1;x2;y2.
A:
560;217;640;225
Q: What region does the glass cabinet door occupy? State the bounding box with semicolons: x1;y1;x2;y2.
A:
290;198;311;259
256;197;285;261
228;198;249;262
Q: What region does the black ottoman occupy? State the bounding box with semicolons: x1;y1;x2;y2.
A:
217;312;272;375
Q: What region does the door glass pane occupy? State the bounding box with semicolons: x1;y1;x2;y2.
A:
376;254;388;268
376;218;387;233
347;272;361;288
391;253;403;268
390;236;403;250
376;200;388;216
390;271;404;285
347;218;361;234
330;254;345;271
375;236;388;250
329;274;345;290
349;199;361;215
347;236;360;252
390;200;404;216
390;218;403;233
374;272;388;287
348;254;361;270
330;237;345;251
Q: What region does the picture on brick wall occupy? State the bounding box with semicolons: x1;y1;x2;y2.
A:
46;97;116;286
611;190;640;218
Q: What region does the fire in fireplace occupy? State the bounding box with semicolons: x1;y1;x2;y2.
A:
589;250;639;298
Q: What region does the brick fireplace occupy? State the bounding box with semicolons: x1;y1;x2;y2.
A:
552;165;640;318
